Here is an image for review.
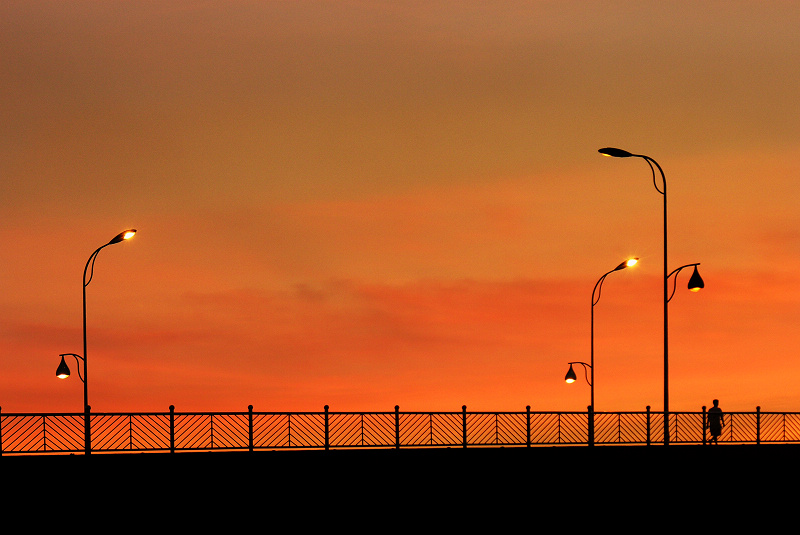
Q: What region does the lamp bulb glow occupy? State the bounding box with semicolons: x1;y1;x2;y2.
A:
56;355;71;379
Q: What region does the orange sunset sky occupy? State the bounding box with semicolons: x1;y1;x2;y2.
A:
2;1;800;414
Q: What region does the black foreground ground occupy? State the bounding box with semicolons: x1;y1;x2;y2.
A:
3;444;795;526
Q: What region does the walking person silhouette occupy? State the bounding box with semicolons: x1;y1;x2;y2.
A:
706;399;725;445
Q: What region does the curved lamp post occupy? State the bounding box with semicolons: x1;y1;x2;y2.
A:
565;257;637;446
599;147;705;444
56;229;136;454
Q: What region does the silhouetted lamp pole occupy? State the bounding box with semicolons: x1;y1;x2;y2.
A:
599;147;705;445
565;257;637;446
56;229;136;454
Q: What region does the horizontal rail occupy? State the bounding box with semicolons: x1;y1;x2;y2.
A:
1;405;797;455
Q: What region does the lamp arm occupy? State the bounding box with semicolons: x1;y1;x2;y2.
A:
641;155;666;195
568;361;593;386
592;267;618;307
592;273;607;307
60;353;86;384
84;231;134;287
84;245;108;288
667;263;700;302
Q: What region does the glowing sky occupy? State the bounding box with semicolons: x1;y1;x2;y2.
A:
3;1;800;414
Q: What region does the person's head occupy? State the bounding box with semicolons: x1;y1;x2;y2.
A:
713;399;719;407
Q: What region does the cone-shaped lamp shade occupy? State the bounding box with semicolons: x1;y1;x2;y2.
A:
688;265;704;292
598;147;633;158
565;364;577;383
56;355;70;379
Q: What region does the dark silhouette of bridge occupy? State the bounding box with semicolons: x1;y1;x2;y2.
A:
3;444;795;523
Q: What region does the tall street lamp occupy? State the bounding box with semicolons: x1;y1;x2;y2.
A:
565;257;637;446
56;229;136;454
599;147;704;445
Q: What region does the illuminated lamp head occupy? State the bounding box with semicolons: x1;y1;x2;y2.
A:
565;364;577;384
108;229;137;245
598;147;634;158
56;355;70;379
688;265;704;292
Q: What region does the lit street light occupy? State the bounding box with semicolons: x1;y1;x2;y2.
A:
56;229;136;455
565;257;637;446
599;147;705;444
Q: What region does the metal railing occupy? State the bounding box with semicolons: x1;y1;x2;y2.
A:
1;405;798;455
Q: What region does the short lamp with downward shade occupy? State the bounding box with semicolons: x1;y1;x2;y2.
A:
56;355;71;379
688;265;704;292
565;364;577;383
56;353;84;382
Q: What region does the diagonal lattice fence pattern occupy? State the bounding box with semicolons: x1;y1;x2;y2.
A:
759;413;800;443
595;412;653;444
2;405;799;455
0;414;85;453
329;412;395;448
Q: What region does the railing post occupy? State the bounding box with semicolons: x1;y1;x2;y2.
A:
702;405;707;446
557;412;562;443
0;406;3;456
85;404;91;455
756;406;761;445
646;406;651;446
248;405;254;452
462;405;467;448
210;413;215;450
395;405;400;450
324;405;330;451
588;405;594;447
169;405;175;453
526;405;531;448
